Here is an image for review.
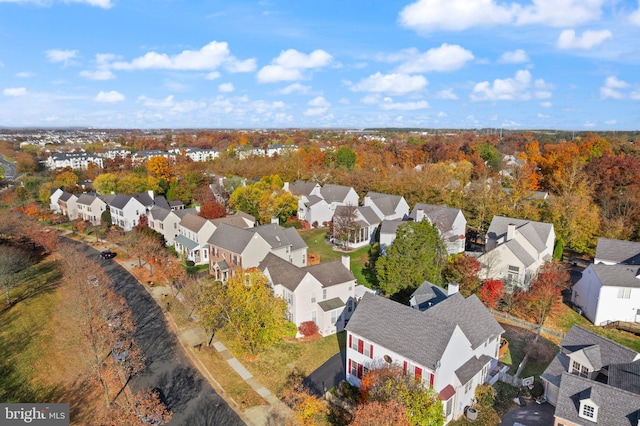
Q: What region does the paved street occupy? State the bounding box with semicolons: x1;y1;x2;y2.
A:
73;240;245;426
0;154;17;179
499;400;555;426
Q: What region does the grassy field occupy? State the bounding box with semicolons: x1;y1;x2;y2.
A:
237;332;345;397
299;228;377;288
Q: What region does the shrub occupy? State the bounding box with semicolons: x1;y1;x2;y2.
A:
283;321;298;339
474;384;496;407
298;321;319;337
185;260;195;267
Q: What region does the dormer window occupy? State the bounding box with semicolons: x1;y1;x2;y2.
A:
571;361;589;378
579;400;598;422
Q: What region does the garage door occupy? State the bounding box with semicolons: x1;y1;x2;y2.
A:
545;382;559;406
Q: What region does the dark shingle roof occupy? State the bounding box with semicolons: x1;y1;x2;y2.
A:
608;360;640;395
346;292;503;370
318;297;345;312
366;192;404;217
250;224;307;251
455;354;492;384
410;203;461;233
380;219;403;235
148;206;172;221
208;223;256;254
58;191;77;202
596;238;640;265
591;263;640;288
410;281;448;311
320;184;354;204
554;373;640;426
109;194;133;209
180;213;209;232
288;180;319;197
486;216;553;253
76;193;99;206
559;326;639;367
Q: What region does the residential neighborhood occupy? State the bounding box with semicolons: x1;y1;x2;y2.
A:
2;128;640;426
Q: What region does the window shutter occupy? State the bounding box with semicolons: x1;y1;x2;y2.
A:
358;339;364;354
429;372;434;389
349;334;352;349
370;344;373;359
348;359;351;375
403;361;408;376
357;364;363;379
415;367;422;382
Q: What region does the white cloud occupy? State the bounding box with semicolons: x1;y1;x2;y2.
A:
436;88;458;100
205;71;221;80
394;44;474;73
94;90;125;103
471;69;540;101
631;91;640;100
278;83;311;94
111;41;255;73
351;72;428;95
498;49;529;64
399;0;606;32
600;76;630;99
379;99;430;110
66;0;113;8
304;96;331;116
218;83;234;92
540;101;552;108
557;29;612;50
437;111;447;117
631;4;640;25
16;72;35;78
138;95;175;108
257;49;333;83
46;49;78;66
3;87;27;96
603;119;617;125
80;69;114;80
308;96;330;107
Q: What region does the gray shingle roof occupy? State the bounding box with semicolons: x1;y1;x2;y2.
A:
455;354;492;385
208;223;256;254
503;239;537;267
174;234;199;250
591;263;640;288
259;252;355;292
380;219;403;235
250;224;307;251
153;195;171;209
410;204;462;234
596;238;640;265
554;373;640;426
410;281;448;311
320;184;354;204
608;360;640;395
318;297;345;312
486;216;553;253
366;192;404;217
288;180;319;197
109;194;133;209
58;191;77;202
76;193;99;206
346;292;503;370
148;206;172;221
357;206;382;225
179;213;209;233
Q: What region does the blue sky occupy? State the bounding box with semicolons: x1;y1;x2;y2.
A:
1;0;640;130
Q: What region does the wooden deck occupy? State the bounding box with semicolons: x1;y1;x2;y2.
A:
603;321;640;336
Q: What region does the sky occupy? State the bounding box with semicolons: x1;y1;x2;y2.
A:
1;0;640;130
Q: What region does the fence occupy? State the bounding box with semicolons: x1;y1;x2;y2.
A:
489;309;566;341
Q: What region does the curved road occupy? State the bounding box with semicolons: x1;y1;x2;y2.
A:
74;240;245;425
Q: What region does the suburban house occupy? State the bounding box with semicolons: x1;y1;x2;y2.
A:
58;191;79;220
541;325;640;425
363;192;410;221
208;222;308;281
49;187;64;214
259;253;357;336
148;206;197;246
476;216;555;290
173;213;217;265
409;204;467;255
319;184;359;212
572;238;640;325
284;180;322;223
345;289;504;424
332;205;381;249
75;193;108;225
108;191;156;231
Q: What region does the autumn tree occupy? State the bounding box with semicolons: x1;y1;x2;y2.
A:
228;175;297;224
376;220;446;295
332;204;360;249
352;400;410;426
442;254;481;297
281;383;328;426
477;279;505;309
197;270;290;354
519;261;570;327
199;200;227;219
146;156;173;181
359;364;444;426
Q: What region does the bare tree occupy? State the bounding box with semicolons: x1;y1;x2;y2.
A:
332;204;361;250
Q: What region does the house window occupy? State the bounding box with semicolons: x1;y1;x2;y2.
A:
464;379;473;393
351;360;358;377
311;292;316;303
582;405;594;418
331;309;339;324
311;310;316;323
347;299;353;313
579;401;598;422
445;398;453;416
571;361;589;378
323;289;327;300
507;265;519;282
351;336;359;351
618;287;631;299
363;342;372;358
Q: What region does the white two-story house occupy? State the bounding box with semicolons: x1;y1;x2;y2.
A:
345;288;504;424
259;253;357;336
572;238;640;325
108;191;155;231
173;212;217;265
477;216;555;290
76;193;108;225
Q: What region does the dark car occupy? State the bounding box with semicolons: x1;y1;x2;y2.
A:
100;250;117;259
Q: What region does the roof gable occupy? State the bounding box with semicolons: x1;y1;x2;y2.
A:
596;238;640;265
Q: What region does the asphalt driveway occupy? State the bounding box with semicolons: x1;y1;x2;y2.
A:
500;400;555;426
73;240;244;426
303;352;345;397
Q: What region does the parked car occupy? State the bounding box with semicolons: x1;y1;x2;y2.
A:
100;250;117;259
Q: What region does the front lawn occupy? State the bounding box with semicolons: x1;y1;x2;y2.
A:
237;332;345;397
500;323;558;378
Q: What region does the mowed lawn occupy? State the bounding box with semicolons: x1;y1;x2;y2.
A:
299;228;377;289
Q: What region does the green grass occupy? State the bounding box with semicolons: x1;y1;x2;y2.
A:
501;323;558;378
0;260;62;403
237;331;345;396
299;229;377;288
